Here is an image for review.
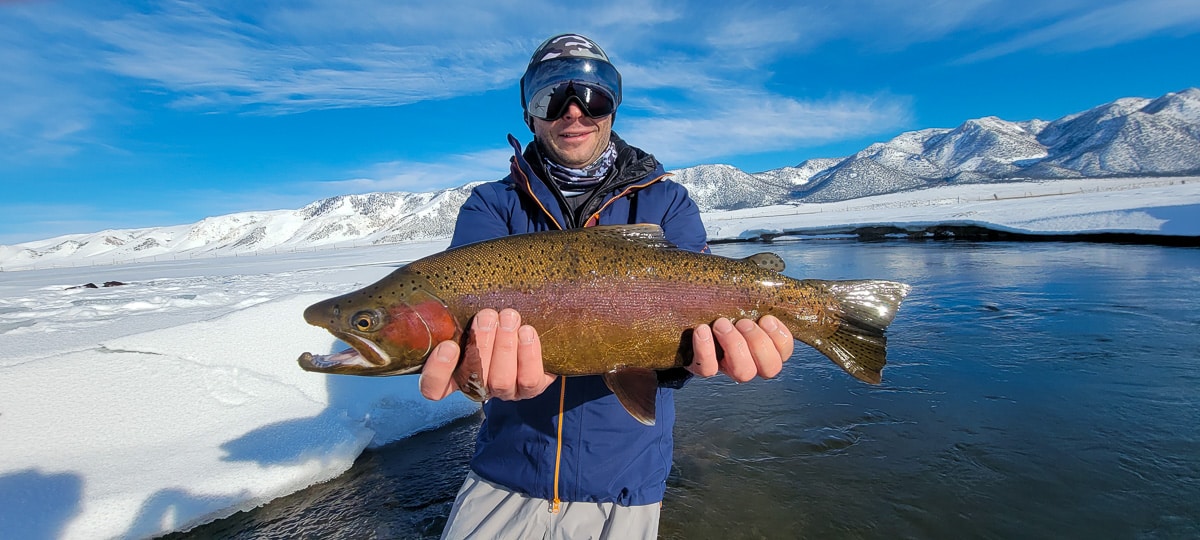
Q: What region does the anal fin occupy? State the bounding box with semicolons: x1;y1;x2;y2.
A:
602;368;659;426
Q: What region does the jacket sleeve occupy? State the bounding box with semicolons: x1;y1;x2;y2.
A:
657;180;710;254
449;183;513;249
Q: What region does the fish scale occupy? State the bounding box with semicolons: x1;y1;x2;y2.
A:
298;224;911;425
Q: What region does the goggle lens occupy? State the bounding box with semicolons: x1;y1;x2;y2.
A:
533;82;615;121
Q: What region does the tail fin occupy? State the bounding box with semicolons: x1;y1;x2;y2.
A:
795;280;911;384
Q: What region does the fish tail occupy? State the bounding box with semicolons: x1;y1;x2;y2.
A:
785;280;912;384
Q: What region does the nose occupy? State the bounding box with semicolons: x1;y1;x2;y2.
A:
559;100;585;120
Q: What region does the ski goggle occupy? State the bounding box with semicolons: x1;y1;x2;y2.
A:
522;57;621;121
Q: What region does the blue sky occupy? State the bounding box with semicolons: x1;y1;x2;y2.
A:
1;0;1198;245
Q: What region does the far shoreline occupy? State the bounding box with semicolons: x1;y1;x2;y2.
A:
709;224;1200;248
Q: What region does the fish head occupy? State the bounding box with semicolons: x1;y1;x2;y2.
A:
297;276;461;376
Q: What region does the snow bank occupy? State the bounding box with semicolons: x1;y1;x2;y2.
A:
0;243;476;539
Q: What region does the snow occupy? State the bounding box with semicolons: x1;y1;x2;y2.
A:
2;177;1200;539
701;176;1200;239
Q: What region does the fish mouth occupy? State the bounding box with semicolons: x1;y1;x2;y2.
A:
298;332;419;375
298;348;374;371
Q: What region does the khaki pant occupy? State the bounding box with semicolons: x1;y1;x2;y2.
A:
441;472;661;540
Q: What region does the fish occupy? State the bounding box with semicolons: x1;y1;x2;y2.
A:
298;224;911;425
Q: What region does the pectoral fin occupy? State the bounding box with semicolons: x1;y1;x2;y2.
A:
452;313;490;402
451;340;487;400
602;368;660;426
453;366;489;402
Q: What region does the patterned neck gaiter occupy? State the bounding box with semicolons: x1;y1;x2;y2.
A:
543;142;617;194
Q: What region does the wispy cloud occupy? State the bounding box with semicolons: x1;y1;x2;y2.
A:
64;0;686;114
315;148;515;194
0;7;114;162
88;3;526;112
3;0;1197;184
625;92;911;167
957;0;1200;63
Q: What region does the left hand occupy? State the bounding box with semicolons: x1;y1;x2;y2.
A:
687;315;794;382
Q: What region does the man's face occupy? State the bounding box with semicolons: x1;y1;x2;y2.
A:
532;102;613;169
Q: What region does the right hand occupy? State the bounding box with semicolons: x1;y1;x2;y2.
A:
419;308;557;402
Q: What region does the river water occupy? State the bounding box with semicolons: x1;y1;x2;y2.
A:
172;240;1200;539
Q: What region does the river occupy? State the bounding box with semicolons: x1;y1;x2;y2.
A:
171;239;1200;539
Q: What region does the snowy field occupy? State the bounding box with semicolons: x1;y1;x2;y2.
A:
1;177;1199;539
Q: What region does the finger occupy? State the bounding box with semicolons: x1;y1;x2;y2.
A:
487;308;522;400
419;341;461;400
736;318;783;379
515;325;554;399
713;317;756;382
687;324;720;377
758;315;795;363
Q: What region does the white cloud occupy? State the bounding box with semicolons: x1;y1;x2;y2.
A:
957;0;1200;63
0;7;113;162
86;3;526;113
66;0;687;114
624;92;912;166
2;0;1195;172
314;148;514;193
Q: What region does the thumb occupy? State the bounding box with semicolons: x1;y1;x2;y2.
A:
419;341;461;400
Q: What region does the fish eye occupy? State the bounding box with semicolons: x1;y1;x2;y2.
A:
351;311;379;332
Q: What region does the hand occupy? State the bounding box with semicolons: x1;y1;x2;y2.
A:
687;315;794;382
419;308;557;401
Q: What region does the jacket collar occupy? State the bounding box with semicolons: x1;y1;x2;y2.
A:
505;132;668;229
507;134;569;229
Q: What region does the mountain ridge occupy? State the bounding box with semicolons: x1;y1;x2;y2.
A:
3;88;1198;268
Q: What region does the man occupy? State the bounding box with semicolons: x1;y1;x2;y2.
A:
419;34;794;539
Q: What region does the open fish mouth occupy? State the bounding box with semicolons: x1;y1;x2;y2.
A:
297;333;413;374
298;347;374;371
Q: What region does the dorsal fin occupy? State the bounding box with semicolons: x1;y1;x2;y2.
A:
585;224;677;250
743;252;785;272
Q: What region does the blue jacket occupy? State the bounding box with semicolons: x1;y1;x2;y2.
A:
449;133;707;505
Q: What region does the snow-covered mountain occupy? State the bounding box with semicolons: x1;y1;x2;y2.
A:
797;88;1200;202
0;187;477;269
673;158;843;211
3;88;1198;269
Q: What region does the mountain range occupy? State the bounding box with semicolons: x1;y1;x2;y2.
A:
3;87;1198;268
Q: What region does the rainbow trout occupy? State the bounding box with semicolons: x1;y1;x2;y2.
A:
298;224;911;425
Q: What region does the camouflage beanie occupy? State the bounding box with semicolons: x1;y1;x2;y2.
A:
527;33;612;64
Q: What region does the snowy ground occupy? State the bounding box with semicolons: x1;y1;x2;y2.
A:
1;177;1198;539
702;176;1200;239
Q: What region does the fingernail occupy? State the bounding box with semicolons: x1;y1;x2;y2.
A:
518;325;536;344
735;318;757;333
713;318;734;334
433;342;455;363
760;316;779;333
476;312;498;331
500;310;519;331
